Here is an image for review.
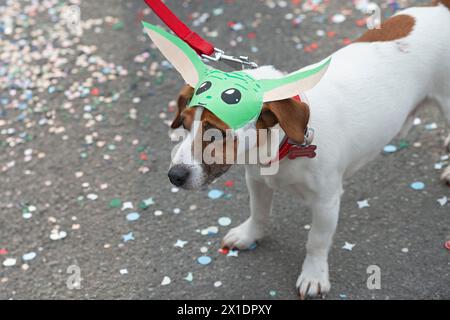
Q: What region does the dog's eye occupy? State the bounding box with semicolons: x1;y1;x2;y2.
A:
196;81;212;95
221;88;241;105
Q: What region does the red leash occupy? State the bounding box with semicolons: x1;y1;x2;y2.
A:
143;0;215;56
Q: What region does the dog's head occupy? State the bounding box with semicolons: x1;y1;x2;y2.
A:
141;22;327;189
168;85;311;189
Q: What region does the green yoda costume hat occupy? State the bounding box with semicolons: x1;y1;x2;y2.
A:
142;21;331;130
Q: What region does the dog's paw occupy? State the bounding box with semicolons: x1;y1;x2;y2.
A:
441;165;450;184
444;134;450;153
221;218;264;250
296;257;330;299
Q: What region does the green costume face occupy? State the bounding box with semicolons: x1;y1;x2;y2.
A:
189;69;263;129
142;21;331;130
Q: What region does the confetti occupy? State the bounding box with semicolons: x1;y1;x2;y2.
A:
122;232;135;242
227;250;239;257
437;196;448;206
383;145;397;153
161;276;171;286
410;182;425;191
445;241;450;250
109;198;122;208
218;217;232;226
174;240;188;248
184;273;194;282
208;189;224;199
126;212;140;222
342;242;355;251
50;231;67;241
2;258;17;267
22;252;37;261
357;199;370;209
197;256;212;265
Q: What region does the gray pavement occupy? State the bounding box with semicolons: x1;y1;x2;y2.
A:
0;0;449;300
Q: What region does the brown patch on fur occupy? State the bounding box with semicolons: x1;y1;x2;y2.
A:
355;15;416;43
257;98;310;145
171;85;195;129
198;110;235;179
433;0;450;9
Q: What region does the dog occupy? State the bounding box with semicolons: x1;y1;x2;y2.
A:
167;1;450;298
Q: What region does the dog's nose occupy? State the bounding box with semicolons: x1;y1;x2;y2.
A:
168;165;190;187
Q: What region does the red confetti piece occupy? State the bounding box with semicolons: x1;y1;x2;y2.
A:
247;32;256;39
139;152;149;161
218;248;229;255
0;248;8;255
327;31;337;38
91;88;100;96
445;241;450;250
224;180;234;188
342;38;352;46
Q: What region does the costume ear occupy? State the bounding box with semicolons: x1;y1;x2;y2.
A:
171;85;195;129
142;21;208;87
260;57;331;102
256;98;310;144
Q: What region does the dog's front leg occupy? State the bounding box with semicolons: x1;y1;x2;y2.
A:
297;189;341;299
221;172;273;250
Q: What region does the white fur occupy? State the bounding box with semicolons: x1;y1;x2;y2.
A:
169;6;450;298
223;6;450;298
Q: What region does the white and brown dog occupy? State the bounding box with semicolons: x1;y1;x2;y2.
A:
167;1;450;298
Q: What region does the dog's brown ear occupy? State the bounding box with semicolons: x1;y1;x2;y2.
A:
171;85;195;129
256;98;310;144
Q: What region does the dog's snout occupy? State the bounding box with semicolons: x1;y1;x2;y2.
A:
168;165;190;187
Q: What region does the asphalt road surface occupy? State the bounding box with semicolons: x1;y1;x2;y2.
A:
0;0;449;300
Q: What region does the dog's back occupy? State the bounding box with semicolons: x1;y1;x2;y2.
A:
304;2;450;176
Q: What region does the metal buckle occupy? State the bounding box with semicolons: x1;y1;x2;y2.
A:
287;127;315;147
202;48;258;70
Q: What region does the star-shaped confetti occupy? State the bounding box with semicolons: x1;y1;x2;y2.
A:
227;249;239;257
342;242;355;251
357;199;370;209
121;202;133;211
174;239;188;248
122;232;134;242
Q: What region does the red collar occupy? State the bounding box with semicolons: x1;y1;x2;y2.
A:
272;95;317;163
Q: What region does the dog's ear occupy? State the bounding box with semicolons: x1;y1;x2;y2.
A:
256;98;310;144
171;85;195;129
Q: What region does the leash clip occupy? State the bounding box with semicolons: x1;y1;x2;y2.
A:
202;48;258;70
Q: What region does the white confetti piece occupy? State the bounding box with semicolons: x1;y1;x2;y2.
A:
342;242;355;251
161;276;171;286
357;199;370;209
2;258;16;267
437;196;448;206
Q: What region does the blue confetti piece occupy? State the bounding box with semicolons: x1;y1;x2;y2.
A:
208;189;224;199
383;145;397;153
22;252;36;261
410;181;425;190
126;212;140;221
197;256;212;265
249;243;258;250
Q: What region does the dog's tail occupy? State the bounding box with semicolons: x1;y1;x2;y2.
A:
433;0;450;10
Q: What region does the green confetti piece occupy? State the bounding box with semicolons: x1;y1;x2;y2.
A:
109;198;122;208
399;140;410;149
112;21;124;30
